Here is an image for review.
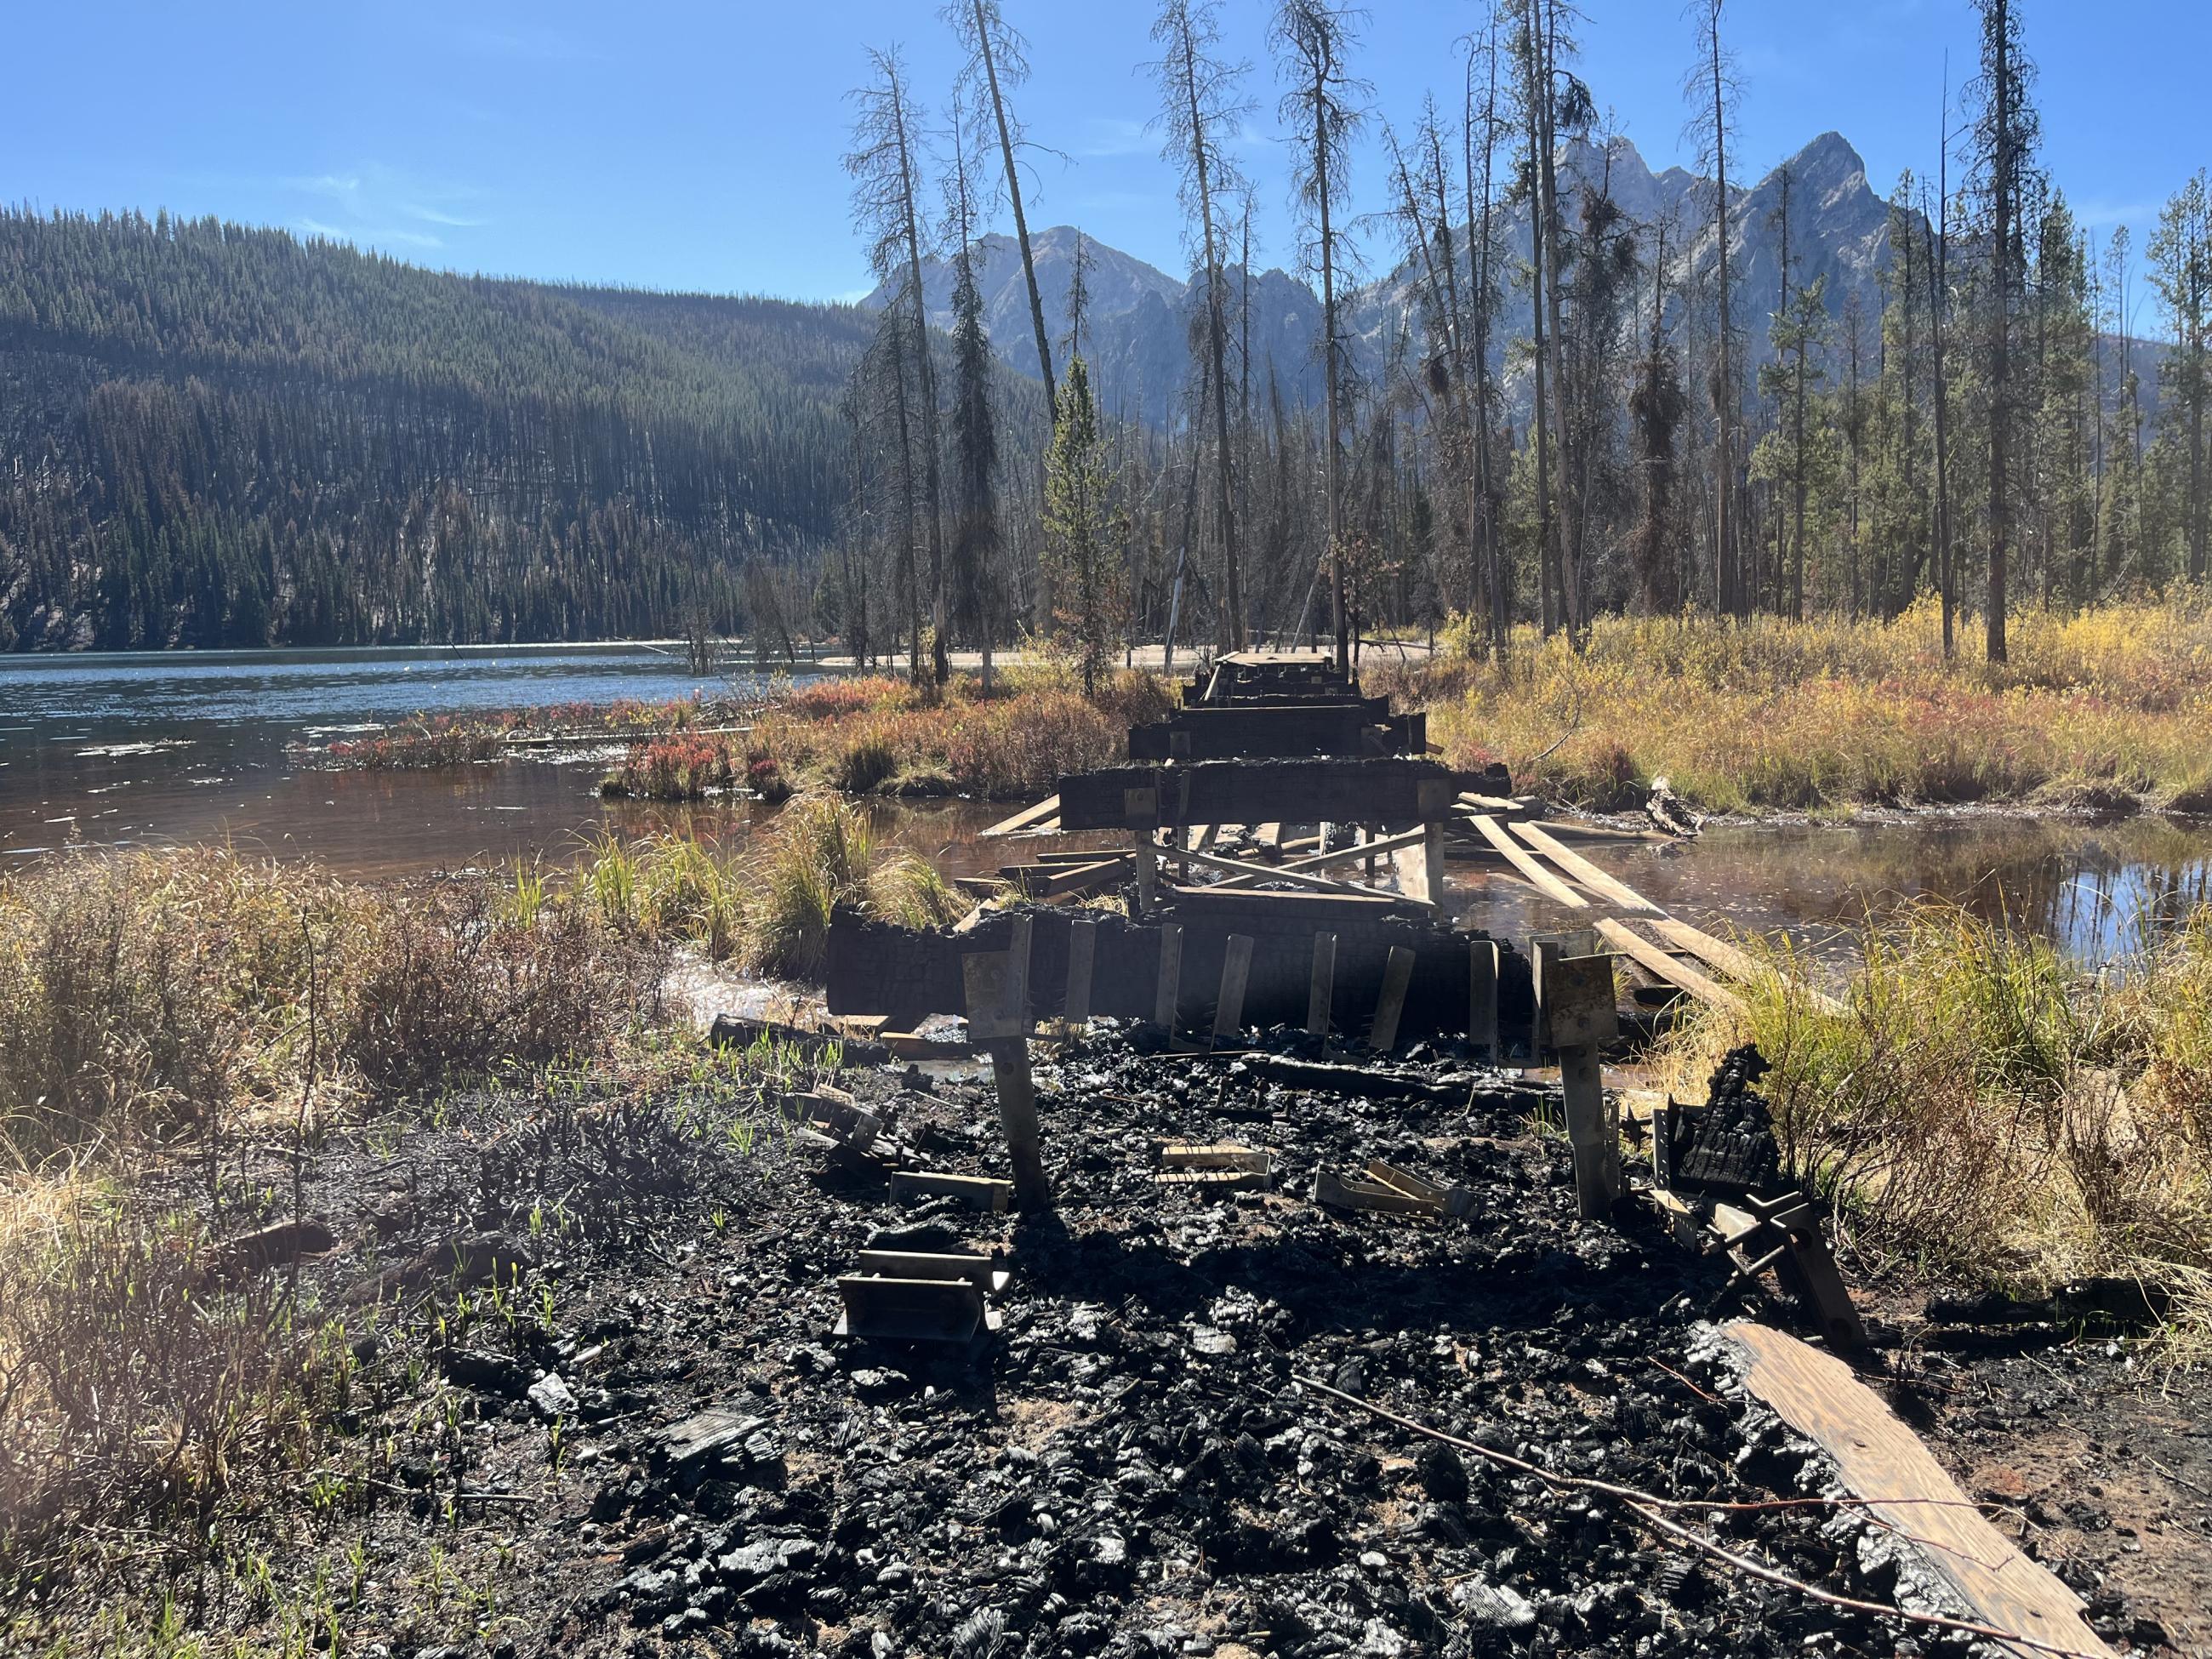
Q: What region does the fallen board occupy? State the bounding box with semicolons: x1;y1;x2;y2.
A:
1467;814;1588;909
1593;919;1747;1016
1512;821;1664;913
977;795;1063;838
1717;1321;2112;1659
1653;917;1850;1018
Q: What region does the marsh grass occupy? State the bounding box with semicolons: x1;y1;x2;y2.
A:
1376;597;2212;813
573;800;972;978
1655;898;2212;1354
726;662;1175;802
0;850;667;1162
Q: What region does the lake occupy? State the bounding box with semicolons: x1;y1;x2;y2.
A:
3;645;2209;964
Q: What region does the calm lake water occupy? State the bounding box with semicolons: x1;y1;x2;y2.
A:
3;645;2209;962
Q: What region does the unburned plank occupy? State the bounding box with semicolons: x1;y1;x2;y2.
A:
1511;821;1664;913
978;793;1062;838
1652;917;1850;1018
1593;918;1747;1016
1468;814;1588;908
1719;1320;2112;1659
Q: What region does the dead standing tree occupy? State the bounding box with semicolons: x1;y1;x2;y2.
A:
847;47;950;687
947;0;1056;410
1151;0;1251;653
1682;0;1744;617
1271;0;1369;676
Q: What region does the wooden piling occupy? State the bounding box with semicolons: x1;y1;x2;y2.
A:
1307;932;1337;1036
1062;916;1097;1038
962;914;1050;1211
1468;937;1499;1063
1532;935;1621;1219
1211;932;1253;1046
1370;944;1415;1052
1154;922;1183;1031
1422;818;1450;909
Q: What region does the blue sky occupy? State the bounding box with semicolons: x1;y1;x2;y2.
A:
4;1;2202;315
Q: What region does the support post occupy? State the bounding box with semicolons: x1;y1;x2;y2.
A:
1211;932;1253;1046
1306;932;1337;1037
1154;922;1183;1032
1062;917;1097;1041
1469;937;1499;1063
963;915;1050;1211
1422;818;1450;909
1370;944;1415;1052
1532;933;1620;1220
1132;835;1157;915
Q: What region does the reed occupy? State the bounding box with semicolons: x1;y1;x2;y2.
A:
1654;897;2212;1354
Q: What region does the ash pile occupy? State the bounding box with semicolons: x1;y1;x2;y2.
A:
539;1027;1968;1659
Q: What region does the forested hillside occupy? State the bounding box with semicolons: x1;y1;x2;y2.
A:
0;210;874;649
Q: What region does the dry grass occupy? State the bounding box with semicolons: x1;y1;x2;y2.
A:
736;662;1175;801
573;800;972;978
1373;597;2212;814
0;850;666;1162
1653;899;2212;1354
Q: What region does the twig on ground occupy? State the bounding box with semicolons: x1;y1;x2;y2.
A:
1291;1372;2107;1659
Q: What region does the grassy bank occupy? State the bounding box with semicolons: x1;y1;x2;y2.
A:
1657;900;2212;1353
328;696;717;770
599;663;1174;801
0;840;900;1642
1371;597;2212;815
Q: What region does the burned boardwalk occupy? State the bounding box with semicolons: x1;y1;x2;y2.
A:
744;653;2123;1658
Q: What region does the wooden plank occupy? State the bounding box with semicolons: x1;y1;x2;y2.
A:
1468;814;1588;908
1593;918;1747;1016
1174;842;1436;907
1468;937;1498;1062
1534;818;1669;842
1063;918;1097;1029
1720;1321;2113;1659
1209;825;1428;890
1369;944;1416;1052
1653;918;1850;1018
978;793;1062;838
1211;932;1254;1044
1511;821;1664;913
1154;923;1183;1029
1314;1167;1442;1217
1307;932;1337;1036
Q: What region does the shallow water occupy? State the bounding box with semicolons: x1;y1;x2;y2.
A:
0;644;805;877
4;647;2209;960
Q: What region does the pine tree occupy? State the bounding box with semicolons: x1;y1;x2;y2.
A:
1044;357;1126;695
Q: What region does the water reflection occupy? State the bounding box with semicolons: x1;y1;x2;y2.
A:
1454;814;2212;965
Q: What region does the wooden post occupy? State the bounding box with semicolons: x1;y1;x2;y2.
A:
1307;932;1337;1036
1211;932;1253;1046
1132;835;1157;914
962;915;1049;1211
1422;819;1450;909
1468;937;1499;1063
1062;917;1097;1040
1532;934;1619;1219
1154;922;1183;1032
1370;944;1416;1052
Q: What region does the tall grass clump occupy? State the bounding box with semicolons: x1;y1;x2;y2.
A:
0;850;668;1160
735;665;1175;801
1656;898;2212;1349
1381;597;2212;814
0;1204;351;1576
